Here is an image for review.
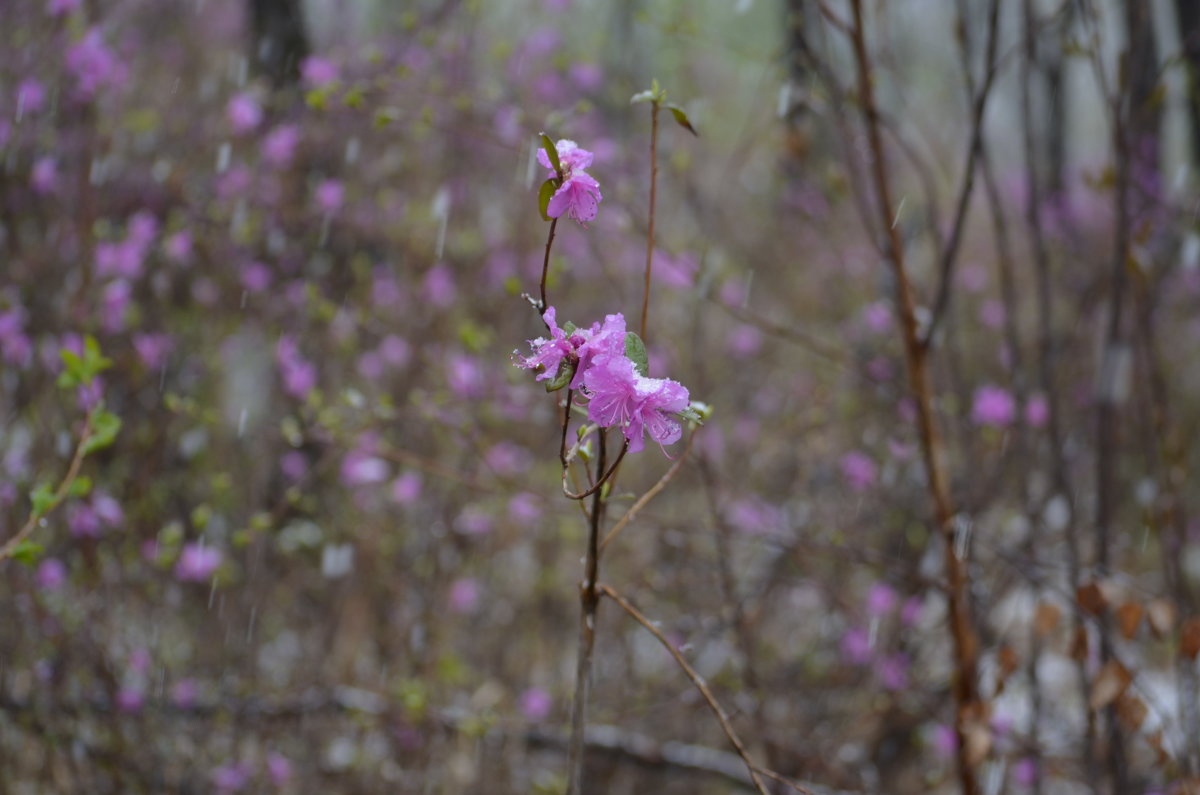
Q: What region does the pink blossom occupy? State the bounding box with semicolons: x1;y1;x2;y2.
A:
133;333;173;369
508;492;542;523
520;687;552;721
314;179;344;213
36;558;67;590
1024;393;1049;428
875;653;909;690
276;335;316;399
583;354;688;454
449;577;481;613
266;752;293;786
568;62;604;91
727;325;763;356
262;124;300;167
512;306;576;384
164;230;193;265
378;335;410;368
280;451;307;482
840;451;877;492
1012;757;1038;787
931;724;958;759
65;29;127;97
31;157;58;194
866;582;898;616
212;762;251;793
17;79;46;116
301;56;338;87
227;93;262;134
901;596;924;626
862;301;892;333
116;687;144;713
175;543;222;582
455;506;493;536
241;261;272;293
48;0;82;14
422;263;456;307
383;473;418;506
537;139;602;225
485;442;532;475
840;627;872;665
171;678;198;708
972;384;1016;427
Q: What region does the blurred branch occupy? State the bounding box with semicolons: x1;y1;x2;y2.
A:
599;430;695;553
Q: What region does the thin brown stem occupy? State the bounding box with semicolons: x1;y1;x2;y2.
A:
562;440;628;501
597;584;778;795
640;102;660;342
539;217;559;324
847;3;980;793
566;430;608;795
0;409;96;562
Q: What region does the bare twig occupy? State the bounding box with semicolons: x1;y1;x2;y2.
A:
641;101;659;342
598;583;779;795
599;430;695;553
846;3;981;793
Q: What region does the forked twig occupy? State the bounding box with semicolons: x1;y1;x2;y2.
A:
599;430;696;553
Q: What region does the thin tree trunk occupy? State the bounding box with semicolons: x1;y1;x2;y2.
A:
250;0;310;87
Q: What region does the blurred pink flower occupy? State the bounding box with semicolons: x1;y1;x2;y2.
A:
280;451;307;482
1013;757;1037;787
863;301;892;333
262;124;301;167
266;752;293;786
508;493;542;523
423;263;456;307
449;577;481;613
227;92;262;134
840;451;877;492
840;627;872;665
727;325;763;356
66;29;127;96
866;582;898;616
876;652;909;690
241;261;272;293
17;79;46;115
133;332;173;370
164;230;193;265
212;762;251;793
171;678;198;708
276;335;316;399
31;157;58;195
568;62;603;91
1024;393;1049;427
959;264;987;293
36;558;67;590
455;506;493;536
390;471;422;505
520;687;552;721
485;442;532;476
378;335;411;368
48;0;82;14
116;687;144;713
931;723;958;759
972;384;1016;427
901;596;924;626
301;56;338;87
175;543;222;582
314;179;344;213
979;298;1005;330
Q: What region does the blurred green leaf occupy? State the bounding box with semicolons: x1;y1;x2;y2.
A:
30;483;57;519
667;104;699;136
82;409;121;456
10;540;43;567
624;332;649;377
537;178;557;222
538;132;562;176
68;476;93;498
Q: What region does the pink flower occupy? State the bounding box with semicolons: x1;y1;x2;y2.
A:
116;687;144;713
66;29;127;97
262;124;300;167
537;139;602;225
314;179;344;213
276;335;316;399
1024;393;1049;428
582;354;689;454
133;333;173;369
17;79;46;115
31;157;58;195
390;471;422;504
931;724;958;759
164;230;193;265
971;384;1016;427
875;653;909;690
37;558;67;590
301;56;338;87
866;582;898;616
266;752;293;786
241;261;272;293
212;762;251;793
508;492;542;523
520;687;552;721
840;451;877;492
862;301;892;333
227;93;262;134
840;627;872;665
449;577;480;613
171;678;198;708
512;306;576;384
48;0;81;14
175;543;222;582
422;263;456;307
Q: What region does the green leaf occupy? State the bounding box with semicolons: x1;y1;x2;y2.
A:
544;360;576;392
30;483;58;519
538;132;562;176
68;476;93;498
374;107;401;128
667;104;699;136
624;332;649;377
537;178;558;222
562;321;577;336
10;540;44;567
82;409;121;456
630;89;656;105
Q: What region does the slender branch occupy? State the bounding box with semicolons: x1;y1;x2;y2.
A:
846;4;980;793
599;431;695;553
538;217;559;324
562;440;628;501
923;0;1002;347
640;102;660;341
566;430;608;795
0;409;95;562
598;584;778;795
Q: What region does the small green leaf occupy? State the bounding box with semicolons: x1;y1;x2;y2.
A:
343;86;366;108
10;540;44;567
374;107;401;128
624;332;649;377
538;132;562;176
562;321;577;336
667;104;699;136
30;483;58;519
82;409;121;456
538;178;558;222
544;360;576;392
68;476;93;498
630;89;656;105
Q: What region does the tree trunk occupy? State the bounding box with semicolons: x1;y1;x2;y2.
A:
250;0;310;87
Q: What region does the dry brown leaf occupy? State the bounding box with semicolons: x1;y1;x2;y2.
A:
1070;625;1089;662
1034;602;1061;638
1181;617;1200;660
1116;692;1148;732
1089;660;1132;711
1116;602;1144;639
1077;582;1107;615
1147;598;1177;637
1147;729;1171;767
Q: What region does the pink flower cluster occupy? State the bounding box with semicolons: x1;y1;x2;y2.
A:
513;308;689;454
537;140;602;225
